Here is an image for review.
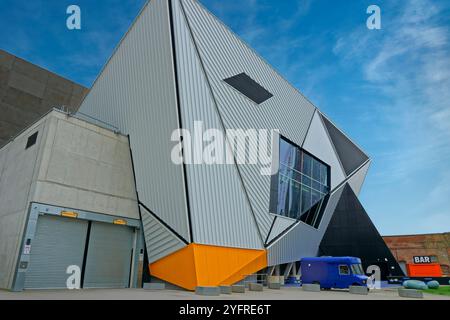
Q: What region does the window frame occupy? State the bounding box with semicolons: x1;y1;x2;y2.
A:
269;135;331;229
339;265;350;276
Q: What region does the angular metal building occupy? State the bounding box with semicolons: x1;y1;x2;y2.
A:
0;0;402;292
77;0;401;290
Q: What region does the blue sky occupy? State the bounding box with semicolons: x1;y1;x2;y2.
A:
1;0;449;235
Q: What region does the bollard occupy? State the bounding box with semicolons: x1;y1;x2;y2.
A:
143;283;165;290
231;285;246;293
398;288;423;299
349;286;369;295
302;284;321;292
249;283;263;291
195;286;220;296
220;285;232;294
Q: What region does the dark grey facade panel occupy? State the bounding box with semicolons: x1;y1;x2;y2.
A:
319;184;404;279
320;114;369;176
224;73;273;104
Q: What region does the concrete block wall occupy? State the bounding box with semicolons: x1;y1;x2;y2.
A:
0;119;46;289
0;49;89;147
32;112;140;219
0;110;139;289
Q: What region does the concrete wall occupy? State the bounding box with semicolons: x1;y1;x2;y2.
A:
0;119;46;289
0;49;89;147
0;110;139;289
32;112;139;219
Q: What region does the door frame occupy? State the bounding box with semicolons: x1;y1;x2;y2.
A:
11;202;143;291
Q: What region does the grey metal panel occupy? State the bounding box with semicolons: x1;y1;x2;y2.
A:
24;215;88;289
180;0;316;239
140;205;186;263
266;216;296;244
320;114;370;176
348;161;370;196
83;222;134;288
77;0;191;240
172;0;263;249
267;184;346;266
303;111;346;190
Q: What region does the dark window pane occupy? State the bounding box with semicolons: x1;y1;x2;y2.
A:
301;186;312;213
312;159;321;182
321;184;330;194
302;176;311;188
288;180;301;219
271;136;331;228
339;265;350;275
26;132;38;149
311;190;321;206
312;181;321;193
320;165;328;186
280;139;296;168
277;175;290;216
302;153;312;177
294;148;302;172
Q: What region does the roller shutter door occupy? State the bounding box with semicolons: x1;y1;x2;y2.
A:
82;221;134;288
24;215;88;289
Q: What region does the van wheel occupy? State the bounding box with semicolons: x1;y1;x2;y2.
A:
352;283;361;286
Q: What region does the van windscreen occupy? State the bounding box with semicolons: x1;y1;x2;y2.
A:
351;264;365;275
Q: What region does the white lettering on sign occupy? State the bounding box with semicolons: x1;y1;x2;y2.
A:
413;256;431;264
23;244;31;255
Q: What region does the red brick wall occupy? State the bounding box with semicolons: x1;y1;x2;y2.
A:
383;233;450;276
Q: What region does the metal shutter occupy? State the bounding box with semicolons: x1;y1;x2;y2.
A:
24;215;88;289
82;222;134;288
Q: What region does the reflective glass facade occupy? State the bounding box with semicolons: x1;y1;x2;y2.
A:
271;137;330;228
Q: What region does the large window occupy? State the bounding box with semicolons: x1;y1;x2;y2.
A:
270;137;330;229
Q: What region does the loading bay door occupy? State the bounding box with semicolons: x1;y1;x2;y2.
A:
24;215;135;289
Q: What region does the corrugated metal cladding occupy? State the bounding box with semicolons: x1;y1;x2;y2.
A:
348;161;370;196
302;111;346;190
179;0;317;240
172;0;263;249
83;222;135;288
267;184;346;266
266;216;297;244
77;0;191;241
320;114;370;177
140;205;186;264
24;215;88;289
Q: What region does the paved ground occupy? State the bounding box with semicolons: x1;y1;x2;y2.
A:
1;287;449;300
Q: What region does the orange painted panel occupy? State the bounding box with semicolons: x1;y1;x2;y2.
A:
406;263;443;277
193;244;267;286
149;243;267;291
149;245;197;290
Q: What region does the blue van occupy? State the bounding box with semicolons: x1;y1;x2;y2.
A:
301;257;368;289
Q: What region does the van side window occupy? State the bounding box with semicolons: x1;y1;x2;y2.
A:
339;265;350;275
